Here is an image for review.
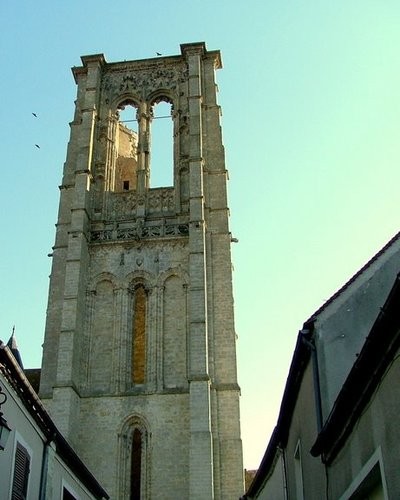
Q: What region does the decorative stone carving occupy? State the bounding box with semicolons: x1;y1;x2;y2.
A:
101;63;188;102
116;228;137;240
110;191;138;218
147;188;175;214
90;222;189;243
105;188;175;219
91;229;113;242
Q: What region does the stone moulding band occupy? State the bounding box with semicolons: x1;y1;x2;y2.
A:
90;223;189;243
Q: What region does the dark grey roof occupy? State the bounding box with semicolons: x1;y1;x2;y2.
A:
311;272;400;462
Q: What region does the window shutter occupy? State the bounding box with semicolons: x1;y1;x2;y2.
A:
11;442;30;500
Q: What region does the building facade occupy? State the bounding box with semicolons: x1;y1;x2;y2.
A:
0;341;108;500
39;43;244;499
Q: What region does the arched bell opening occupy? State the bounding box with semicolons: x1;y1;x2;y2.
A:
149;96;174;188
115;99;139;192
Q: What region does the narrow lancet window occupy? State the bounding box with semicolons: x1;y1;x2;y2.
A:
130;428;142;500
118;419;149;499
132;286;146;384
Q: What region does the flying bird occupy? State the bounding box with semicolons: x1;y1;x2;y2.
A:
35;144;40;149
32;112;38;117
156;52;162;56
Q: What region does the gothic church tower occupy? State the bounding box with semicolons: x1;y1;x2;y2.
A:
39;43;243;499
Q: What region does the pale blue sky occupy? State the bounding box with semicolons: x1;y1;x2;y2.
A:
1;1;400;470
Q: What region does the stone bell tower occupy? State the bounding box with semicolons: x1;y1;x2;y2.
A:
39;42;243;499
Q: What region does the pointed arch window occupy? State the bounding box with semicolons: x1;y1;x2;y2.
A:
118;418;150;500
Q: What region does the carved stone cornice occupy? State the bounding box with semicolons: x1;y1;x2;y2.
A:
101;62;188;102
90;222;189;243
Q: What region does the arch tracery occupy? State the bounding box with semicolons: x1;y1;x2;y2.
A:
101;77;180;194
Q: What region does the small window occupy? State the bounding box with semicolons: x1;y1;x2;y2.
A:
339;449;388;500
63;487;77;500
346;463;385;500
12;442;31;499
123;180;130;191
